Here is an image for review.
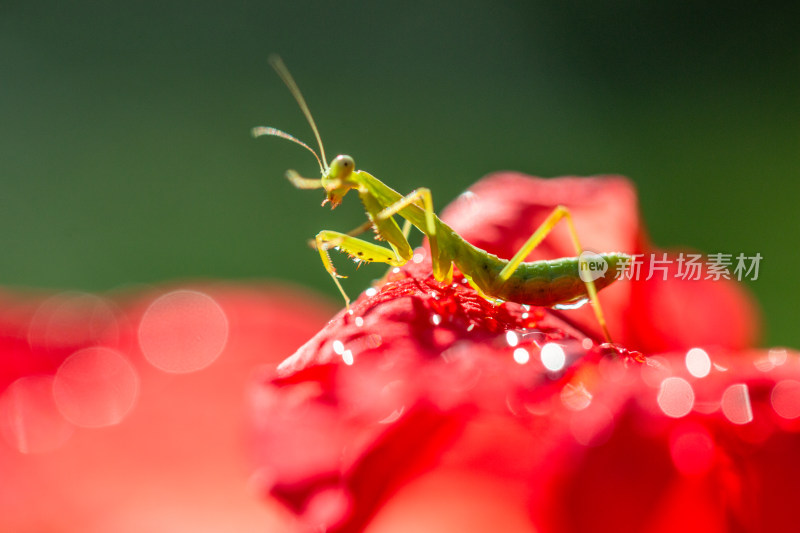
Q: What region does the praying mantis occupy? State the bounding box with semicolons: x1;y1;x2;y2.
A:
253;56;630;343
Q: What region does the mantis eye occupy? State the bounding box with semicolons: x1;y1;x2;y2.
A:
334;155;354;169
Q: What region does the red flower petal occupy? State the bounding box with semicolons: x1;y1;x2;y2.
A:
0;284;333;532
528;348;800;533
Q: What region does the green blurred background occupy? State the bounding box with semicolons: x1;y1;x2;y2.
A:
1;2;797;347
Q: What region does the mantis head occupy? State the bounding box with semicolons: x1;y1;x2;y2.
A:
321;155;356;208
253;56;360;209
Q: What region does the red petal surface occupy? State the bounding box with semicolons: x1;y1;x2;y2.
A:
0;283;333;532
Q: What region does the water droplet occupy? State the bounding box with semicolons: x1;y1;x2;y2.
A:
305;488;352;529
392;267;400;274
28;292;120;351
53;347;139;428
412;252;424;264
138;290;228;374
721;383;753;425
513;347;530;365
553;298;588;310
769;348;788;366
685;347;711;378
657;377;694;418
771;380;800;419
521;312;529;319
332;340;345;355
581;338;593;350
431;314;442;326
540;343;566;371
355;316;364;327
342;349;354;366
365;287;378;297
0;376;74;454
505;330;519;347
561;382;593;411
378;406;405;424
753;354;775;372
466;323;475;332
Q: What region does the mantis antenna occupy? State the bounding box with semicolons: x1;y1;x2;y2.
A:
251;126;324;174
267;54;329;172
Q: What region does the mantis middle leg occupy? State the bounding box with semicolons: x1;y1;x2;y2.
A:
497;205;613;343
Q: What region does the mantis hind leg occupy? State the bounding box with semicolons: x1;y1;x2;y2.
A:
497;205;613;343
315;230;406;308
374;187;453;284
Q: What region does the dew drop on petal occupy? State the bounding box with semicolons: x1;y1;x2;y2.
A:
657;377;694;418
53;347;139;428
540;343;566;372
721;383;753;425
27;292;120;351
342;349;354;366
365;287;378;297
513;347;530;365
771;380;800;420
581;338;593;350
392;267;401;274
505;330;519;347
306;488;352;529
753;354;775;372
355;316;364;327
669;423;715;476
0;376;74;454
561;382;593;411
332;340;345;355
138;290;229;374
685;347;711;378
412;252;424;264
431;314;442;326
378;406;405;424
769;348;788;366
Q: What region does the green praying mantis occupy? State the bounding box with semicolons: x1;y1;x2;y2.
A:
253;56;630;343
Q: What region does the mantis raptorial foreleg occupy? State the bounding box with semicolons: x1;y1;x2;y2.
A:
373;187;453;283
314;230;407;307
312;186;419;307
497;205;612;343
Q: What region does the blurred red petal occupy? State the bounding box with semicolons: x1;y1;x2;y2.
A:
626;252;760;353
0;283;333;532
